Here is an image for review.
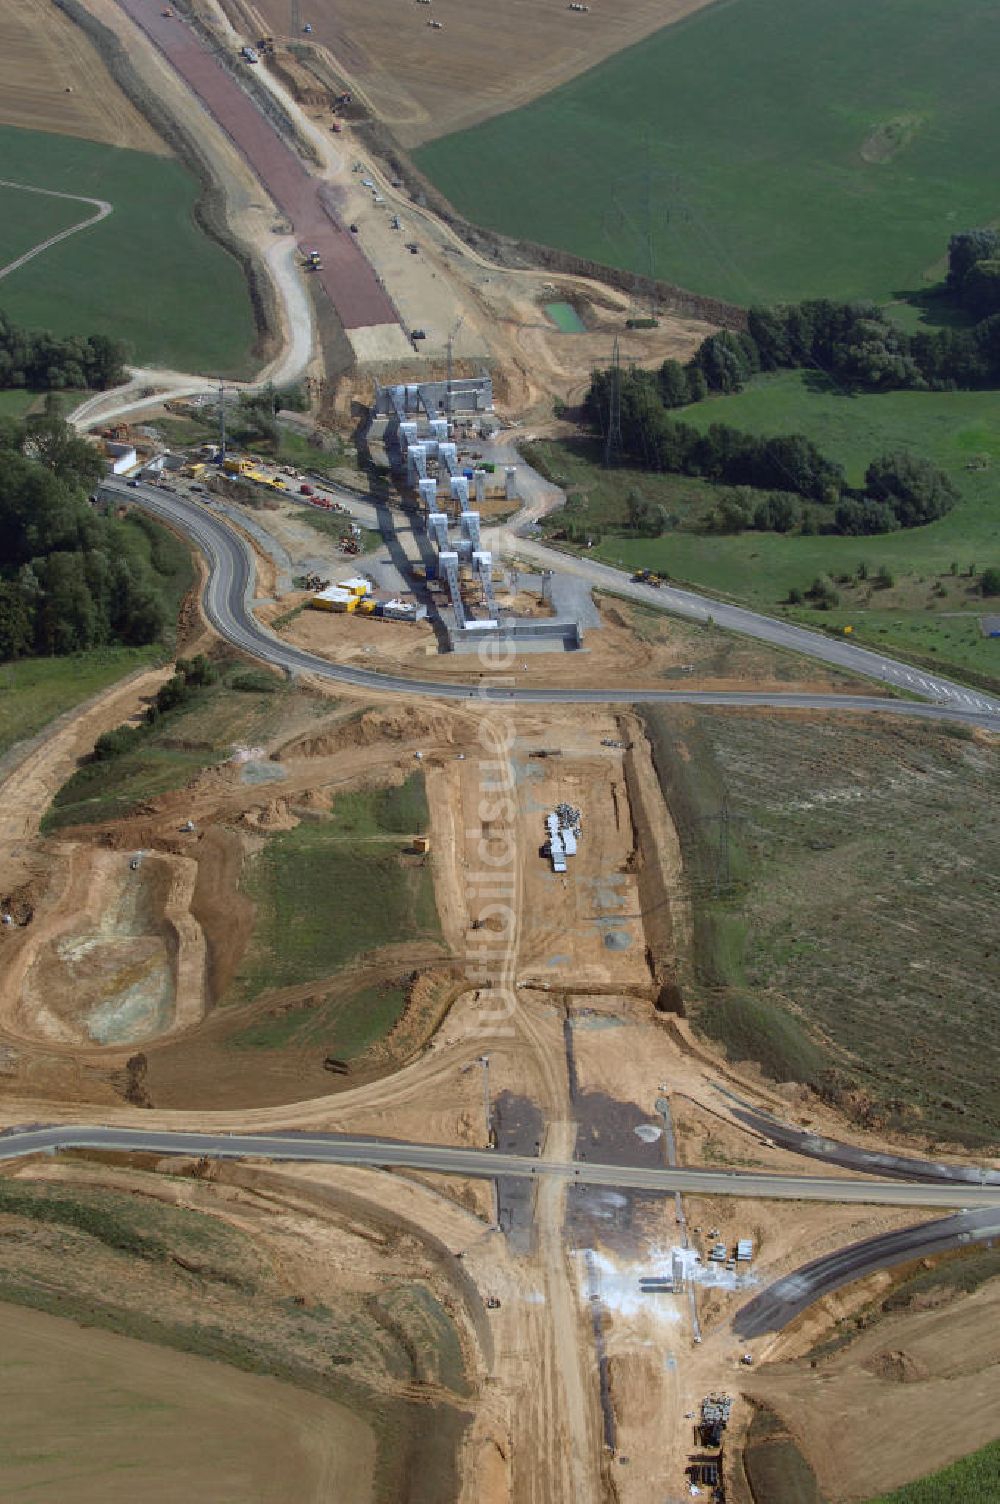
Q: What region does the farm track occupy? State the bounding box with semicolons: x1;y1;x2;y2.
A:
0;178;111;280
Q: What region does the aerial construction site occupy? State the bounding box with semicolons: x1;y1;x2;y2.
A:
0;0;998;1502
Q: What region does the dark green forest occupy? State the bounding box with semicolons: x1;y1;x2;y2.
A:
0;314;127;392
0;412;186;660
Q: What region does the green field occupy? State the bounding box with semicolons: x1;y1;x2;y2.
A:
868;1439;1000;1503
43;661;286;831
230;981;408;1054
416;0;1000;306
0;127;256;375
0;648;162;760
529;372;1000;684
229;774;439;1002
642;708;1000;1144
0;182;93;269
0;388;49;418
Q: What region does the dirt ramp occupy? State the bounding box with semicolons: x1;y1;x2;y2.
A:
279;707;458;761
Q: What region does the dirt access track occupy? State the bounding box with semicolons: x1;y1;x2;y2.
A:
118;0;398;332
253;0;717;147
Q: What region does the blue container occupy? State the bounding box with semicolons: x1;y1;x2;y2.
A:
464;468;474;480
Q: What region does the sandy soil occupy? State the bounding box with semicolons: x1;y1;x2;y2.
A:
743;1278;1000;1501
0;0;170;154
253;0;717;147
267;592;865;695
0;1301;375;1503
0;665;992;1504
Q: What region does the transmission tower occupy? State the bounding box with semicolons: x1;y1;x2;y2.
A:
696;794;748;898
604;336;623;468
217;381;228;465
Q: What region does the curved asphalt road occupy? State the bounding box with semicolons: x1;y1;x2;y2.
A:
734;1206;1000;1337
3;1124;1000;1208
106;481;1000;729
729;1103;1000;1187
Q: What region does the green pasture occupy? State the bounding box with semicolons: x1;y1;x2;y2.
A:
416;0;1000;306
0;182;92;269
529;373;1000;683
0;127;256;375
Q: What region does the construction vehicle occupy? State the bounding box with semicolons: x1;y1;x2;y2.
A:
223;456;253;475
304;248;322;270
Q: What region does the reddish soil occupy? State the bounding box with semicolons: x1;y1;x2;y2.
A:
117;0;398;330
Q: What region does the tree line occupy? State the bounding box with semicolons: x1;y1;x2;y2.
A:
0;411;177;660
586;364;956;537
0;313;127;392
651;229;1000;402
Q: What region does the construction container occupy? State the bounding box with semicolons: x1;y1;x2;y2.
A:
412;835;430;854
737;1239;754;1262
338;576;371;597
311;586;356;612
357;597;376;615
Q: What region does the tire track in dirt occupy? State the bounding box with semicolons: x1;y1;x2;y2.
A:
0;178;112;281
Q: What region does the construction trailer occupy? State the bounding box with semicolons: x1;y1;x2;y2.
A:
310;586;357;613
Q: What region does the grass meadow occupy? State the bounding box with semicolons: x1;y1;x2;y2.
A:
0;181;93;267
0;126;256;375
643;707;1000;1145
229;774;439;1001
415;0;1000;307
528;372;1000;685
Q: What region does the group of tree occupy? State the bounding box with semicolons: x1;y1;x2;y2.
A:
586;366;957;536
947;229;1000;321
0;410;173;660
631;229;1000;406
92;656;216;761
229;382;308;449
0;313;127;392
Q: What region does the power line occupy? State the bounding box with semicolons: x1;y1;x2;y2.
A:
604;335;623;468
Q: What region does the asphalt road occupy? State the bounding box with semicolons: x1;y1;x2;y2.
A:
729;1102;1000;1187
734;1206;1000;1337
107;482;1000;730
3;1124;1000;1208
510;533;1000;719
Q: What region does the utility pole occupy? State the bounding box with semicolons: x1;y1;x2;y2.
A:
447;316;464;421
604;336;623;468
479;1053;491;1145
217;381;228;466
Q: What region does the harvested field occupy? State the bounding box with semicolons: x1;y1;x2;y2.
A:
0;1303;372;1503
255;0;715;147
643;707;1000;1145
0;0;169;155
118;0;399;332
0;1162;472;1502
